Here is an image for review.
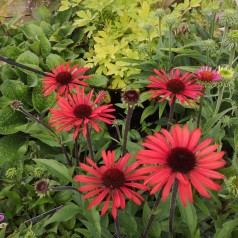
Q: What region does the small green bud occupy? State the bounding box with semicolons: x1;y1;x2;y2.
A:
5;168;17;179
153;8;166;19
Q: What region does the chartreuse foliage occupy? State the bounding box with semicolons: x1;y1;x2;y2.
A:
0;0;238;237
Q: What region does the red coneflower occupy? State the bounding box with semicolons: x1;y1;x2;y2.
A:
74;150;148;219
136;124;226;206
42;61;91;96
147;68;204;105
195;66;222;83
49;87;115;138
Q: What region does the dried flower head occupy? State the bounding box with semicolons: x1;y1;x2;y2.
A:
121;89;140;105
10;100;22;110
173;22;189;36
35;179;49;196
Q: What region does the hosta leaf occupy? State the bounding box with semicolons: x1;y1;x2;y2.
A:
21;24;45;40
16;51;39;66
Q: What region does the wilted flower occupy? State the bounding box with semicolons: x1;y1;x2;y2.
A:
34;179;49;196
136;124;226;205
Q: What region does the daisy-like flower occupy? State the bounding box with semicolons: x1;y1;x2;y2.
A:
136;124;226;206
147;68;204;105
49;87;115;139
74;150;148;219
42;61;91;97
195;66;222;84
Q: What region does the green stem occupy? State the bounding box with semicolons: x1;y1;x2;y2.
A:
206;49;209;66
209;13;216;39
215;23;228;65
86;124;94;161
142;189;163;238
167;99;176;130
169;27;173;68
169;179;178;238
147;31;152;60
214;86;225;114
197;94;205;128
159;18;162;37
122;105;134;156
115;216;122;238
229;47;236;67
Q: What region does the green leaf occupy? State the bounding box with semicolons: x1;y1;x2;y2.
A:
0;134;26;167
0;106;27;135
1;80;30;102
38;35;51;56
16;51;39;66
21;23;45;40
46;54;65;69
2;46;23;59
214;218;238;238
32;83;56;112
119;211;138;236
33;159;73;183
178;198;197;237
44;203;79;226
140;104;158;123
87;74;109;87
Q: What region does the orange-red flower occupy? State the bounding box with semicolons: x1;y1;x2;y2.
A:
136;124;226;206
42;61;91;96
147;68;204;105
49;87;115;138
74;150;148;219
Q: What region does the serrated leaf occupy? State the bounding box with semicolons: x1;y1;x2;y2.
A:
33;159;73;183
44;203;79;226
0;106;27;135
0;134;26;167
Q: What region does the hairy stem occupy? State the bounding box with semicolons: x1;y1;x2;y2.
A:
86;124;94;161
229;47;236;68
115;216;122;238
167;99;176;130
214;86;225;114
122;105;134;156
142;189;163;238
197;94;205;128
74;134;80;166
169;179;178;238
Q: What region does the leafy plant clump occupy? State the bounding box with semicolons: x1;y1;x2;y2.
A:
0;0;238;237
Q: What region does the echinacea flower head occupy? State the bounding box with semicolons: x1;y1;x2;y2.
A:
136;124;226;206
49;87;115;139
121;89;140;105
42;61;91;97
35;179;49;196
195;66;222;86
217;66;235;86
74;150;148;219
147;68;204;105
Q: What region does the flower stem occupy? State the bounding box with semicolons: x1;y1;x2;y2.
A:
214;86;225;114
209;13;216;39
147;31;152;60
74;134;80;165
115;216;122;238
50;186;79;192
168;27;173;68
169;179;178;238
86;124;94;161
142;189;163;238
215;23;227;65
16;105;72;166
167;99;176;130
229;47;236;67
122;105;134;156
159;18;162;37
197;94;204;128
